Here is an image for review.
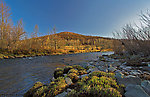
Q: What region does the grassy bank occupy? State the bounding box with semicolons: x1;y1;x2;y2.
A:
0;48;113;59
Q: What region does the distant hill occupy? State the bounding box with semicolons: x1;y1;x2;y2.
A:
39;32;113;40
35;32;113;51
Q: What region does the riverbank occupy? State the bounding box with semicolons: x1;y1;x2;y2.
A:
24;54;150;97
0;52;106;95
0;49;112;60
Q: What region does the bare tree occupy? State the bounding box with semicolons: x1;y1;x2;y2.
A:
12;19;25;50
30;24;40;50
51;27;57;50
113;10;150;56
0;0;11;49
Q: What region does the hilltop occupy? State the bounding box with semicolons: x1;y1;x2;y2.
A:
40;32;112;40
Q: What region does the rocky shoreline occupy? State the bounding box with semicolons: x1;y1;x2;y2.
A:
24;54;150;97
88;54;150;97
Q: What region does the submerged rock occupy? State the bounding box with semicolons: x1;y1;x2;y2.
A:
125;84;149;97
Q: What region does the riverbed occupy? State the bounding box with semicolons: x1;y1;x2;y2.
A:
0;52;113;96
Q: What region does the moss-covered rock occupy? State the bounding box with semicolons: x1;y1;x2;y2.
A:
46;77;67;97
3;56;9;59
24;82;44;97
24;65;124;97
67;73;79;83
63;66;73;74
72;65;85;71
32;85;49;97
88;76;119;89
54;68;64;79
67;70;122;97
68;85;122;97
78;70;87;75
68;69;78;74
89;71;115;79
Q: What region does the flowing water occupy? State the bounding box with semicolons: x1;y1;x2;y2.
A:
0;52;113;96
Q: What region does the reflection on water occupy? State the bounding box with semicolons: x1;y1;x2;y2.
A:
0;52;113;95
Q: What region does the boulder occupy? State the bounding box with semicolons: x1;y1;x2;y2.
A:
119;65;125;69
125;60;148;67
87;67;99;73
124;66;132;70
98;66;108;72
141;80;150;96
51;77;55;82
24;82;44;97
116;75;141;87
123;72;129;76
115;70;121;73
67;88;72;93
65;77;72;86
139;73;150;80
130;70;140;75
108;67;117;72
29;57;33;60
125;84;149;97
115;71;124;79
89;61;94;65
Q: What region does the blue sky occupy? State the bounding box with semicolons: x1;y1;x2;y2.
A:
4;0;150;37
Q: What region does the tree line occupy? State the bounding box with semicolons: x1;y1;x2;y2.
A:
0;1;113;56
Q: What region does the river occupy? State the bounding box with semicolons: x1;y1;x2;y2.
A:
0;52;113;96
